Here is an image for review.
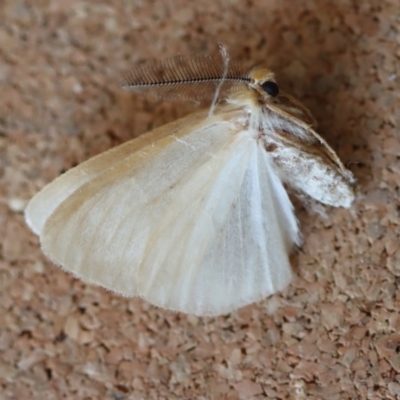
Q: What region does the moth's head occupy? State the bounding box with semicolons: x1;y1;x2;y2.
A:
248;67;280;100
246;66;317;127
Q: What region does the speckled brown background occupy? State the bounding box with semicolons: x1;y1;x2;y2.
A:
1;1;400;399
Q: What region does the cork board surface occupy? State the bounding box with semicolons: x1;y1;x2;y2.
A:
1;0;400;399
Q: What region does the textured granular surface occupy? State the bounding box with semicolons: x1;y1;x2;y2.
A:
1;1;400;399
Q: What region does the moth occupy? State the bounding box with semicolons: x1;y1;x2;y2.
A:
25;51;355;316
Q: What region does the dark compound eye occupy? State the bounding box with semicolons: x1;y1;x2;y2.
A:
261;81;279;97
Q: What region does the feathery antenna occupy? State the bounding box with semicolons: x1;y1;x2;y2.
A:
121;50;250;102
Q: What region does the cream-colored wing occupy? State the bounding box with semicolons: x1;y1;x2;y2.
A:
136;135;300;315
37;112;244;298
25;110;210;235
39;114;299;315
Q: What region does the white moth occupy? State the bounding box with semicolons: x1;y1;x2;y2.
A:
25;52;355;316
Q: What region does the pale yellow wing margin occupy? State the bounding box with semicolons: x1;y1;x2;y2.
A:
25;109;210;235
37;111;242;299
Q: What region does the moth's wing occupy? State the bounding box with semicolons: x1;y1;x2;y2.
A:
136;135;300;315
39;114;299;316
25;110;209;235
38;111;243;297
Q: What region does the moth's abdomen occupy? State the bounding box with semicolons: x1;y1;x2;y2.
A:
269;144;355;208
258;92;356;208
